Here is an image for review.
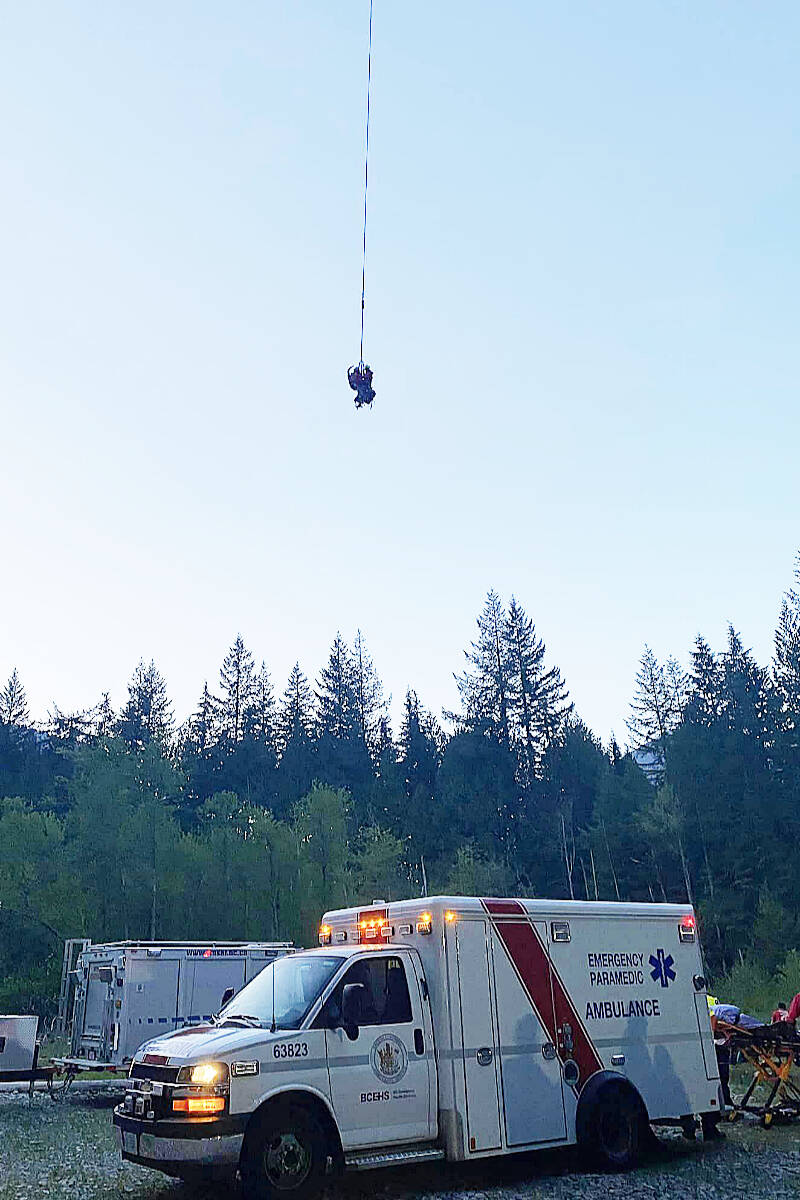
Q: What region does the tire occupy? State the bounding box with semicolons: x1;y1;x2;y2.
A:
582;1081;643;1170
241;1104;328;1200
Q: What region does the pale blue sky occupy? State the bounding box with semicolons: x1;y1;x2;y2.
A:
2;2;799;742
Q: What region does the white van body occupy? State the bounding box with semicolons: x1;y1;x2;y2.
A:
113;898;720;1187
66;941;292;1070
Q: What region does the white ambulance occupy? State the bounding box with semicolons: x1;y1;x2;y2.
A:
113;897;721;1196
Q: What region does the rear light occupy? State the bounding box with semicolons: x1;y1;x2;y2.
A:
172;1096;226;1115
679;914;696;943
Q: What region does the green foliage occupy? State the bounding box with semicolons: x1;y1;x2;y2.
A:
444;844;513;896
751;889;799;975
777;950;800;1004
713;945;800;1023
713;956;777;1022
5;563;800;1012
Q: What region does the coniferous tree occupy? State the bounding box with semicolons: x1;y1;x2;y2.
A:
316;635;373;820
244;663;277;752
626;646;680;759
278;664;315;749
94;692;116;739
664;657;688;722
185;683;217;756
721;626;777;748
0;669;29;727
315;634;359;742
397;690;440;842
685;636;721;726
118;660;173;748
181;683;221;810
47;704;94;748
351;631;387;758
774;556;800;726
0;669;49;802
275;664;316;817
218;635;255;744
454;591;514;743
505;596;572;771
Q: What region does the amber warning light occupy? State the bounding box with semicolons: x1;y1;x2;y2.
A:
173;1096;226;1115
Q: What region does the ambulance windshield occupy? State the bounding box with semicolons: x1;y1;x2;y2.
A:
218;954;342;1031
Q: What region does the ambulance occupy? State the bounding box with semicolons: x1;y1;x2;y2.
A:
113;897;721;1196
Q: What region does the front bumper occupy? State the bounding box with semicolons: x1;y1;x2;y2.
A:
113;1107;245;1177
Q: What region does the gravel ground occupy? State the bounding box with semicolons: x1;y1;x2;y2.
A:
1;1084;799;1200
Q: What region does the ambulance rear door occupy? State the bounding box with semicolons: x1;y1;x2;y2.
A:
488;916;567;1145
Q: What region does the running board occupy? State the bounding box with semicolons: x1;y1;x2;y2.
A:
345;1146;445;1171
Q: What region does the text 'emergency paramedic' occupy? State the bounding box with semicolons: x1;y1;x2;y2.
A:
587;952;645;987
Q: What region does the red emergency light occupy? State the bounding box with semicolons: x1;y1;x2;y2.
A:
356;908;389;943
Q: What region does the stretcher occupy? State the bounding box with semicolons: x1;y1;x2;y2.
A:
717;1019;800;1126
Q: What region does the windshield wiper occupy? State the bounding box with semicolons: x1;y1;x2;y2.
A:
219;1013;262;1028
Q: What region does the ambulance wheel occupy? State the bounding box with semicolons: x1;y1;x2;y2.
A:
582;1081;644;1170
241;1103;327;1200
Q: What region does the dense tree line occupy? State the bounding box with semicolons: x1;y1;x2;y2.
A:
3;563;800;1013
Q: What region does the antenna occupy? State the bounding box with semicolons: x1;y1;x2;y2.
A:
270;955;276;1033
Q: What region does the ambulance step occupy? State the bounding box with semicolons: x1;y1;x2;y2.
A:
345;1146;445;1171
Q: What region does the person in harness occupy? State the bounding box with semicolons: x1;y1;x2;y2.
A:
348;362;375;409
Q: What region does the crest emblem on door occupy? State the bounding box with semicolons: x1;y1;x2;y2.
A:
370;1033;408;1084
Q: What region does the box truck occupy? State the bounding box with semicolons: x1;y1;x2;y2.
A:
58;941;291;1076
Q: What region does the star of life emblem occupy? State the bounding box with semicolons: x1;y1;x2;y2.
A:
649;948;676;988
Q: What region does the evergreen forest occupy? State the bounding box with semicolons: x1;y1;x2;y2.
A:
3;561;800;1015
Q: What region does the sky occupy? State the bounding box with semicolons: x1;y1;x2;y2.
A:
2;1;799;744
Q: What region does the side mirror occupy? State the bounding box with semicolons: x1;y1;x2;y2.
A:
220;986;236;1009
340;983;366;1041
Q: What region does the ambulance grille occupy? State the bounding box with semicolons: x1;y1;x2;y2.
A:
129;1063;180;1083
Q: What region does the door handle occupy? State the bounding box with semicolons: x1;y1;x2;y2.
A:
414;1028;424;1056
542;1042;556;1060
476;1047;493;1065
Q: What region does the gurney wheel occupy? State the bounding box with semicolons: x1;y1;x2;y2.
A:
727;1109;739;1122
762;1112;773;1128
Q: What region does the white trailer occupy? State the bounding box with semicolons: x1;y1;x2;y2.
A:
113;897;720;1194
59;941;292;1076
0;1016;38;1074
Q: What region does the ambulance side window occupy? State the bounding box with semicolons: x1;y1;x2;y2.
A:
317;957;412;1028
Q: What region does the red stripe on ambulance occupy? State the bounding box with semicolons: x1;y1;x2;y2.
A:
483;899;603;1085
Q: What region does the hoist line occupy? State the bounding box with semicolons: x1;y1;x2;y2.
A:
359;0;373;365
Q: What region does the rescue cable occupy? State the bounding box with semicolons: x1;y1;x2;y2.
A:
348;0;376;410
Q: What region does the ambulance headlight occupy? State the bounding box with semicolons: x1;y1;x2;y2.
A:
176;1061;229;1086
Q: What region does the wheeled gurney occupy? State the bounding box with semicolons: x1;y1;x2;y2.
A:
716;1019;800;1126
